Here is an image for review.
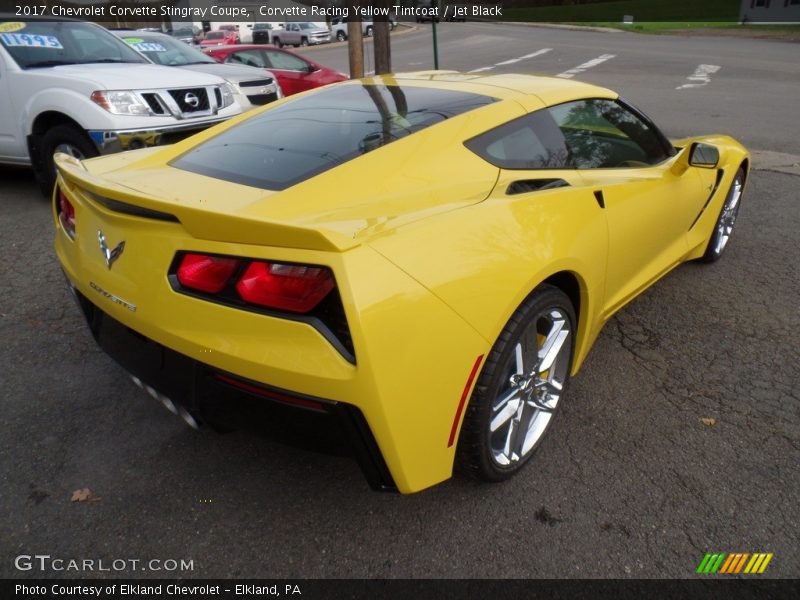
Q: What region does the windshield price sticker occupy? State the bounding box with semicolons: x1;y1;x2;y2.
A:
0;33;63;49
127;41;167;52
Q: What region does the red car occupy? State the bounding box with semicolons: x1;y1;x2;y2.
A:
200;30;238;47
203;44;348;96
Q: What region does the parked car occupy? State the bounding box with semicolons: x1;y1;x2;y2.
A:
115;31;282;108
444;4;468;21
272;22;330;47
204;44;347;96
53;72;749;493
169;26;204;45
0;16;243;194
251;22;279;44
330;16;374;41
200;30;237;47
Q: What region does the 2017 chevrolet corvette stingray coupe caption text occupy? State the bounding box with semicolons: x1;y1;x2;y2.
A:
54;72;749;494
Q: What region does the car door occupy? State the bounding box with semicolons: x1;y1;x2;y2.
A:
262;49;318;96
549;98;705;318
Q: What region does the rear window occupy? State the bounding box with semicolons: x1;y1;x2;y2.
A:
171;83;496;191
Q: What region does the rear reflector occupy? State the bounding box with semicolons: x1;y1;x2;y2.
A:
176;253;241;294
214;373;326;412
236;261;334;313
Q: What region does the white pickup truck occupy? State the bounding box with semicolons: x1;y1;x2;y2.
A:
0;17;244;194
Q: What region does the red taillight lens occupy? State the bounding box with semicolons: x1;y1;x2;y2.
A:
57;188;76;239
236;261;334;313
177;253;241;293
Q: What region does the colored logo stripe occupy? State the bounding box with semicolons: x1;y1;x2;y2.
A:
697;553;773;574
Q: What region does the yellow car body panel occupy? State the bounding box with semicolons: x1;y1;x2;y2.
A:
53;74;750;493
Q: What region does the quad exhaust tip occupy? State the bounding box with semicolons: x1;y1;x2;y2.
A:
130;375;202;430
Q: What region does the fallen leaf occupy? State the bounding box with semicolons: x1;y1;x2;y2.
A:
71;488;101;502
701;418;717;427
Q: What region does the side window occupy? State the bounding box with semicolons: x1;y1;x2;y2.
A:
265;51;308;71
227;50;266;68
464;110;573;169
549;99;669;168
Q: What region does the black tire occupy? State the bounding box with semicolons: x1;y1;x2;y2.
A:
456;285;576;482
365;26;373;37
701;167;745;263
273;37;283;48
336;31;346;41
300;37;308;46
35;124;97;197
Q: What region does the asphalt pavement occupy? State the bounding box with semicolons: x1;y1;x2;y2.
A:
1;23;798;579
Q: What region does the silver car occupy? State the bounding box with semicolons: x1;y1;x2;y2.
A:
115;31;282;108
273;22;331;47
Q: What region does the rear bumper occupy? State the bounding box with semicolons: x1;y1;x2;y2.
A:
87;118;230;154
71;287;398;492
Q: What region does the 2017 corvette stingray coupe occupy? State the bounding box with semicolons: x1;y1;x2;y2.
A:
54;72;748;493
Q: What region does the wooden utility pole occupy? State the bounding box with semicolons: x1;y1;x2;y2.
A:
373;0;392;74
347;21;364;79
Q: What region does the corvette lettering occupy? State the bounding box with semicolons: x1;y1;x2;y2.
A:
89;281;136;312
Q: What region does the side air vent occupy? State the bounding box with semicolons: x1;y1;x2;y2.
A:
506;179;569;195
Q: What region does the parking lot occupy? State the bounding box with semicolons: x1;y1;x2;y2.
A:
1;23;798;579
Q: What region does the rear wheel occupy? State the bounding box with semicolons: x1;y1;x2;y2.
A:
35;124;97;197
456;285;575;482
701;168;745;262
365;26;373;37
336;31;346;41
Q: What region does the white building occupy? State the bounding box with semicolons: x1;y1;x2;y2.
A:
740;0;800;23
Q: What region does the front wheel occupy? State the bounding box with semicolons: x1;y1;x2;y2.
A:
300;37;309;46
701;168;745;262
273;37;283;48
365;26;373;37
336;31;346;41
456;285;575;482
35;124;98;196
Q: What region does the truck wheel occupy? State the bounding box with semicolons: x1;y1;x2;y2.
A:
336;31;346;41
365;26;373;37
300;37;309;46
36;124;97;196
274;37;283;48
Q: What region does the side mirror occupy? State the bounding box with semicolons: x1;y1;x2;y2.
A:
689;143;720;168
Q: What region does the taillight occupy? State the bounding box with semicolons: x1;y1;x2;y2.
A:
170;252;351;360
236;262;335;313
57;187;76;239
176;253;241;294
173;253;335;314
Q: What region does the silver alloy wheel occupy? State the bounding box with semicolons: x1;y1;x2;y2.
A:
54;142;86;160
713;174;743;256
489;308;571;466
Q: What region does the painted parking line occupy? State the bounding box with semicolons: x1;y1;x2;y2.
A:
676;64;721;90
468;48;552;73
556;54;616;79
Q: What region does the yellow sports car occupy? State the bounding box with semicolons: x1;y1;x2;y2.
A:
53;72;749;494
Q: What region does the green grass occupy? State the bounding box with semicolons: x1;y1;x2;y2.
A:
504;0;740;23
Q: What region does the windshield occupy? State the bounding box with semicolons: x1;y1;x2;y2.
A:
299;23;317;30
118;33;215;66
172;83;497;191
0;20;147;69
206;31;224;40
